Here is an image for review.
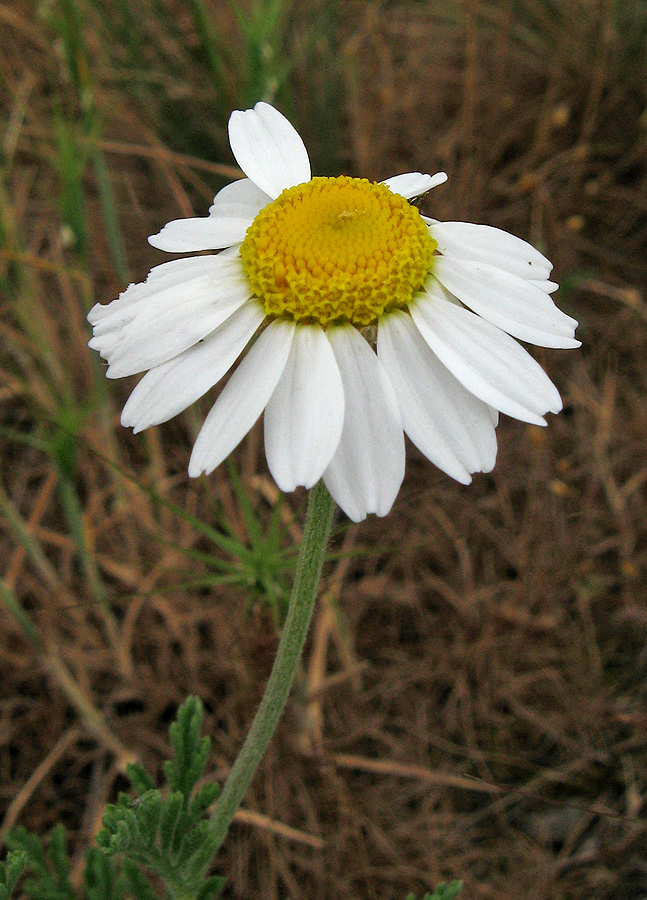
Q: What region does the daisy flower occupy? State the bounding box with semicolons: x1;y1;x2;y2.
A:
88;102;579;522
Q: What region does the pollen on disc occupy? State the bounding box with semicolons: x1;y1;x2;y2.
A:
240;176;437;327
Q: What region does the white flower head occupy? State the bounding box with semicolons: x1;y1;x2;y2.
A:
88;102;580;522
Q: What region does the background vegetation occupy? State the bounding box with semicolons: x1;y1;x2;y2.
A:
1;0;646;897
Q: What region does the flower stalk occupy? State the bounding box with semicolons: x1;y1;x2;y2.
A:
209;479;336;850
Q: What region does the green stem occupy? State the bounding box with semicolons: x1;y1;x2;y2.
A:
209;479;336;850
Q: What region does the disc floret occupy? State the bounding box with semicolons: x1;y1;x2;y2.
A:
240;176;436;327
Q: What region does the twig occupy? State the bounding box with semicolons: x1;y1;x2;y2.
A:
0;727;81;843
233;808;325;850
329;751;503;795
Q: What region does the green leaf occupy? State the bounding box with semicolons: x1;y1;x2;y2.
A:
135;792;164;847
181;830;219;881
0;850;27;900
120;861;158;900
96;696;223;899
159;791;184;858
5;826;76;900
83;848;124;900
188;783;219;822
408;882;462;900
5;828;47;876
124;763;155;797
196;875;227;900
48;825;70;882
164;697;211;800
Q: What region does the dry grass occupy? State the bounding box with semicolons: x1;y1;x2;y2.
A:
1;0;647;898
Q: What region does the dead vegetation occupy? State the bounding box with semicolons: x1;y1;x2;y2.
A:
1;0;647;897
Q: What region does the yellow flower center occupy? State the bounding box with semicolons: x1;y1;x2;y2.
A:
240;176;436;327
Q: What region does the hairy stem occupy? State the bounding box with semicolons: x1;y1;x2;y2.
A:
209;479;336;850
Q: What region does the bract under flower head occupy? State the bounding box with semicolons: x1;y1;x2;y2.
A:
240;176;436;326
87;101;580;523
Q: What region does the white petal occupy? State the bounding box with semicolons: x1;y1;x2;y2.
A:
431;221;554;279
378;310;497;483
121;300;265;433
530;279;559;293
88;256;252;378
209;177;272;219
148;216;251;252
433;257;580;348
88;256;236;341
410;291;563;425
228;102;311;200
218;244;244;259
382;171;448;199
323;326;405;522
89;257;220;325
264;324;344;492
188;319;295;477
